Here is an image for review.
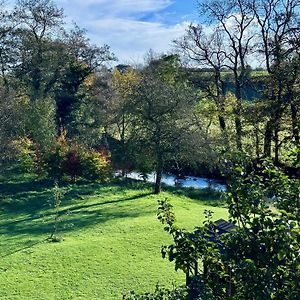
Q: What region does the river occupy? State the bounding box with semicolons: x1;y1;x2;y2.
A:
124;172;227;191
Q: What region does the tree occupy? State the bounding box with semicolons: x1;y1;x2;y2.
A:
12;0;64;101
55;25;115;129
0;1;16;91
129;56;198;194
0;88;23;162
176;0;256;152
175;26;230;150
200;0;255;151
177;0;300;166
249;0;300;163
11;0;115;125
0;0;115;152
109;66;139;175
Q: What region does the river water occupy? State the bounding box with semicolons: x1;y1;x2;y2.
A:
125;172;227;191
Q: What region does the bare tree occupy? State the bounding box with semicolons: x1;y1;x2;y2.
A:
175;25;230;149
250;0;300;162
200;0;256;150
178;0;299;163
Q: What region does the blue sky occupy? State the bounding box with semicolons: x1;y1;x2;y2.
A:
5;0;200;64
53;0;199;64
54;0;199;64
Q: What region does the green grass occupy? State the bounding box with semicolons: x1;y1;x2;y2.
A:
0;170;227;300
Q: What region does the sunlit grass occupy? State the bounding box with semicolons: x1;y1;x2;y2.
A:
0;172;227;299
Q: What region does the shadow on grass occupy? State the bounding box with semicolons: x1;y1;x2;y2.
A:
0;170;223;257
0;179;103;212
1;169;223;214
155;183;224;207
0;193;154;247
0;176;152;212
114;178;224;206
0;192;152;230
0;238;49;259
0;178;53;195
0;171;154;251
0;190;153;257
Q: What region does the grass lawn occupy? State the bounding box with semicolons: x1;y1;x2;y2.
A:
0;170;227;300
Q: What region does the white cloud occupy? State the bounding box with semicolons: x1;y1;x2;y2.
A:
6;0;191;64
87;18;189;64
56;0;190;64
58;0;173;17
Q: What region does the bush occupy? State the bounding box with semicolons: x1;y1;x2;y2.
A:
123;284;188;300
80;149;112;181
11;137;38;173
10;131;113;182
63;148;83;181
154;162;300;300
43;132;112;181
43;143;66;180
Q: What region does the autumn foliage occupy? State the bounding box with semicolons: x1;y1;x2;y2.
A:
13;130;112;182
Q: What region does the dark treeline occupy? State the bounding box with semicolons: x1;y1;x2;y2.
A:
0;0;299;193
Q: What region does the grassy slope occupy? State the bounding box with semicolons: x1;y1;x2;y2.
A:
0;172;227;300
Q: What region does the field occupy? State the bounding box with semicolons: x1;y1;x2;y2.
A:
0;170;227;300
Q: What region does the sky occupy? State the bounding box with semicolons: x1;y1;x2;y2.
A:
53;0;199;65
5;0;200;64
4;1;263;67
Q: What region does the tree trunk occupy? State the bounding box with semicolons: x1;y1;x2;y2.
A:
154;152;163;194
272;105;283;164
154;164;163;194
218;115;226;132
120;114;126;177
234;79;243;151
274;124;279;165
291;102;299;146
216;73;230;150
235;115;242;151
255;126;260;159
264;120;272;157
186;269;190;286
233;71;243;151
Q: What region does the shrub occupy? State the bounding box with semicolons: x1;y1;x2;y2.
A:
154;162;300;300
43;132;112;181
11;137;38;173
63;148;83;181
80;149;112;181
43;144;66;180
123;284;188;300
10;130;112;182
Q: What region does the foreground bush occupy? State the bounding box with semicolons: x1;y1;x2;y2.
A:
123;284;188;300
127;161;300;300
